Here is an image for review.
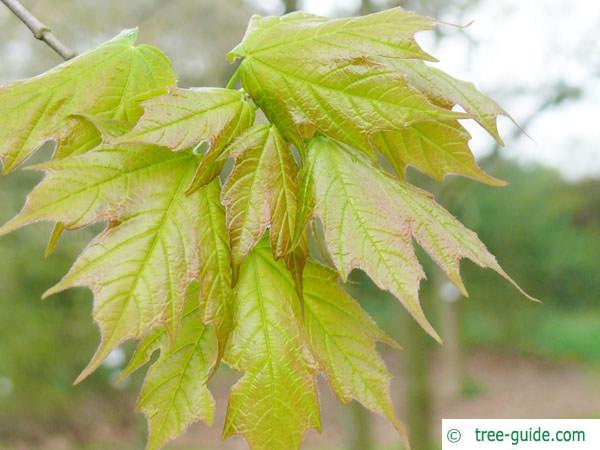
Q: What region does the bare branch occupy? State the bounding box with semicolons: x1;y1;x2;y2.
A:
2;0;76;61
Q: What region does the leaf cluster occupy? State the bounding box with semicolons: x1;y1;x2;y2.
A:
0;8;533;450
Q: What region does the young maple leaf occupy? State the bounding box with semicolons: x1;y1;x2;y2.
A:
299;136;535;341
0;29;175;173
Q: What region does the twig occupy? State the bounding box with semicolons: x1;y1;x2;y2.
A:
2;0;76;60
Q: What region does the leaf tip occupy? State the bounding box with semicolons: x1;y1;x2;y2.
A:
44;222;65;258
390;416;411;450
436;17;475;30
0;220;18;238
515;283;542;304
486;176;509;187
117;27;140;45
42;282;65;300
495;266;540;303
74;344;113;385
412;309;442;344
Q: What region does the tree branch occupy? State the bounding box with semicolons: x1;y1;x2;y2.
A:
2;0;76;61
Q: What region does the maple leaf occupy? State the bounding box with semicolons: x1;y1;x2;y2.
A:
116;179;235;369
232;55;463;154
301;136;535;340
229;8;511;185
229;9;437;62
387;59;511;145
136;296;218;450
303;262;407;446
221;124;299;267
373;120;505;185
197;179;234;357
0;144;206;381
116;87;254;152
115;286;218;450
229;9;466;150
115;87;255;191
223;239;321;450
0;29;175;173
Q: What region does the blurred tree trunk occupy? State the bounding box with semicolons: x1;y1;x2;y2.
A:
360;0;376;14
283;0;298;13
347;402;374;450
404;281;435;450
405;322;432;450
439;289;463;398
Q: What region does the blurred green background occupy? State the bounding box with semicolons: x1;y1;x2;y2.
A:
1;1;599;449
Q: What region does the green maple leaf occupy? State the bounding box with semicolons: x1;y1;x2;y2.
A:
0;144;206;381
222;124;300;267
197;179;234;357
232;54;462;154
0;29;175;173
229;8;436;62
373;120;505;185
387;59;511;145
303;262;409;447
115;287;218;450
116;180;234;366
229;8;510;184
137;299;218;450
224;239;321;450
116;87;254;152
302;136;535;340
229;8;464;149
115;87;255;191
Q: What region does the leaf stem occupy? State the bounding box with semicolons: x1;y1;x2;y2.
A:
226;66;241;90
1;0;76;61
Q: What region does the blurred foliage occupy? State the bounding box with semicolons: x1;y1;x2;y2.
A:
454;157;600;310
0;146;136;442
451;158;600;361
